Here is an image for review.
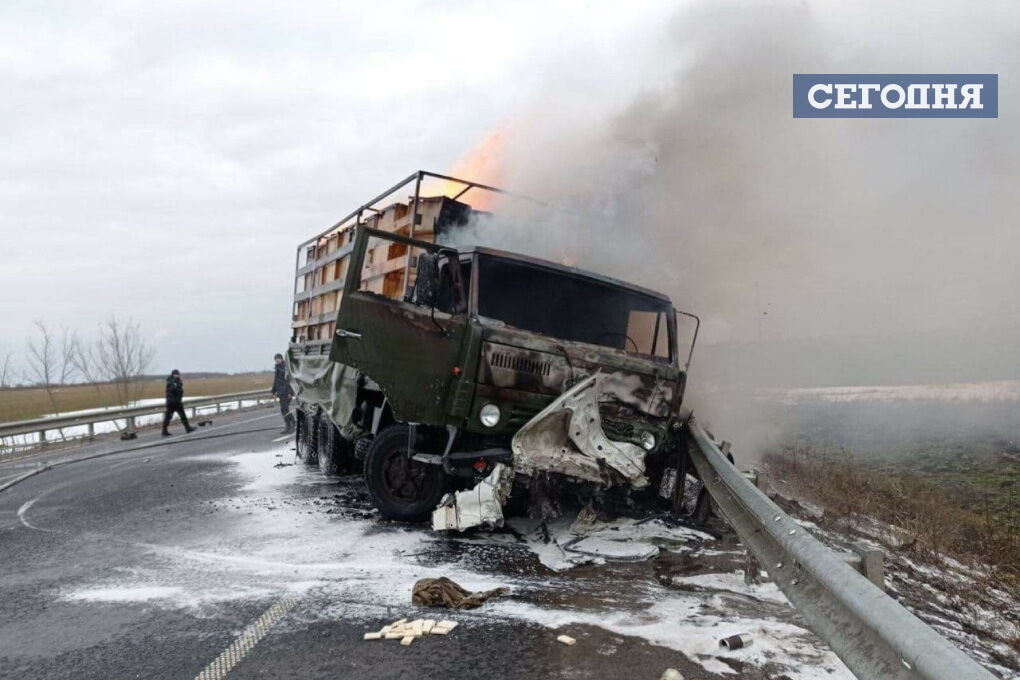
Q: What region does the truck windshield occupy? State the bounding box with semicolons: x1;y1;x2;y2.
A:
476;255;673;360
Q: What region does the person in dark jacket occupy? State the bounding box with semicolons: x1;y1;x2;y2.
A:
162;369;194;436
272;353;295;434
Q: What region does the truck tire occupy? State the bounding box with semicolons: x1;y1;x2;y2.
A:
296;409;318;466
318;418;338;475
363;424;447;522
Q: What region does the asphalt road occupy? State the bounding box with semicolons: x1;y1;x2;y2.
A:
0;411;845;680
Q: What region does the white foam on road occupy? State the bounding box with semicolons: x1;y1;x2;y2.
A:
71;586;187;603
59;442;854;679
491;594;852;680
671;571;790;605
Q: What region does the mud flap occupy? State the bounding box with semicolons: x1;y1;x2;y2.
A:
511;374;648;488
432;463;514;531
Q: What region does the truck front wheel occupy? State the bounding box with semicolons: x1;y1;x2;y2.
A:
363;424;447;522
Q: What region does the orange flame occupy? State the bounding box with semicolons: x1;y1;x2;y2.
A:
429;130;504;212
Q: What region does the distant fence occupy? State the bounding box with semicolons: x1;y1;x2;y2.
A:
0;390;274;452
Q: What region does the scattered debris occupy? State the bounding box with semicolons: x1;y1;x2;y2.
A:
660;669;684;680
362;617;460;646
719;633;752;651
432;620;458;635
411;576;508;609
681;474;705;515
432;463;514;531
556;634;577;646
564;536;659;561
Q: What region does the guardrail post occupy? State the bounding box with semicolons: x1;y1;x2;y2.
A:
744;551;761;585
237;399;242;410
126;416;136;435
38;429;46;445
851;543;885;589
87;423;95;439
190;406;197;419
216;402;221;413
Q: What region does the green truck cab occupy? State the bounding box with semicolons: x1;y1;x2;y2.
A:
288;172;698;526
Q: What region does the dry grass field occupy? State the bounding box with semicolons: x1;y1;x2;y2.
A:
0;373;273;422
763;446;1019;589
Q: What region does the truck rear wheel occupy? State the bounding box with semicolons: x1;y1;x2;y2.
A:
318;418;338;475
363;424;447;522
296;409;319;465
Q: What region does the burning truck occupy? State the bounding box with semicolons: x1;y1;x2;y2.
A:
288;171;700;530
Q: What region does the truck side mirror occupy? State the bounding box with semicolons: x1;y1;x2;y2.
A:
410;253;439;307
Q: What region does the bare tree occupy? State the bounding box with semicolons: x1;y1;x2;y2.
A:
70;331;105;396
25;321;61;414
0;350;14;388
93;316;155;407
58;327;78;387
24;322;80;442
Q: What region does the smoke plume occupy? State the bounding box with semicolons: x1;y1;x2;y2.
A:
443;0;1020;456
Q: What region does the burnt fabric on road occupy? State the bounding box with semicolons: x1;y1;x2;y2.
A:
411;577;509;609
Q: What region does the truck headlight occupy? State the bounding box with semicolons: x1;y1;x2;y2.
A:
639;431;657;451
479;403;501;427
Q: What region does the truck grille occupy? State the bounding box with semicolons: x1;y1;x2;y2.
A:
489;351;553;377
508;403;543;428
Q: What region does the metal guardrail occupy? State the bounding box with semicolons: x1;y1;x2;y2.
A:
685;418;995;680
0;390;273;444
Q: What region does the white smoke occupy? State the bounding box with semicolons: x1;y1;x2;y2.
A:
440;0;1020;456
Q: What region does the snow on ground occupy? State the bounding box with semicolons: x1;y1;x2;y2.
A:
59;442;855;679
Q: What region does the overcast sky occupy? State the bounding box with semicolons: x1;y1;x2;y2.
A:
1;1;1017;380
0;1;677;374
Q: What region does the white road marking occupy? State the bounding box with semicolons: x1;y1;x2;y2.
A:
194;596;297;680
271;434;293;443
17;497;53;532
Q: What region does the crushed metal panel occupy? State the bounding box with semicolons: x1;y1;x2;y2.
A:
432;463;514;531
511;373;648;488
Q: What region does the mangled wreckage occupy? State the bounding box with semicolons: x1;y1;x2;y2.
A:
288;171;700;531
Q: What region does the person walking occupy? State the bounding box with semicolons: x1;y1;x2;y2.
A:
272;353;295;434
162;369;195;436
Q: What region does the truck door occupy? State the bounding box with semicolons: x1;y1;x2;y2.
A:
330;227;469;424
